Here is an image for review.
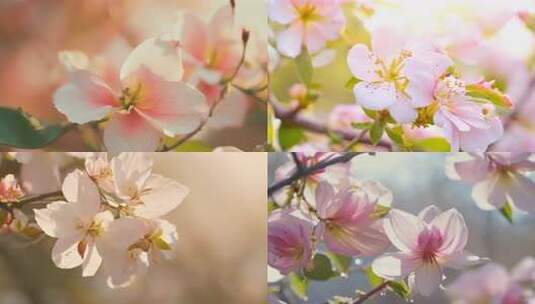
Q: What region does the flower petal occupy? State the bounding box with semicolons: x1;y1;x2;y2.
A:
62;169;101;221
388;100;417;123
53;70;117;124
508;173;535;213
347;44;381;82
471;174;507;210
384;209;424;252
354;81;398;110
418;205;442;224
52;234;84;269
277;22;304;58
414;263;443;296
431;209;468;255
82;238;102;277
135;174;189;219
103;112;162;152
120;37;183;82
372;252;420;280
268;0;296;24
314;181;336;217
34;201;80;238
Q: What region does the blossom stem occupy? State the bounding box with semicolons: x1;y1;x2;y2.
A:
269;100;392;150
353;281;390;304
268;153;365;196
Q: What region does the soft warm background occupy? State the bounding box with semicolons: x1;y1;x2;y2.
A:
0;153;267;304
268;153;535;304
0;0;267;150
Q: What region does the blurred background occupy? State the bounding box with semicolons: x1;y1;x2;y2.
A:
268;153;535;303
0;153;267;304
0;0;267;151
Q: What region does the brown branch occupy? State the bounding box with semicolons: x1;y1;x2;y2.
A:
268;153;365;197
353;281;390;304
270;99;392;150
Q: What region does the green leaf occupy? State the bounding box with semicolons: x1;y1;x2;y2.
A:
278;123;306;150
369;120;384;145
172;140;212;152
0;107;70;149
325;252;352;275
363;108;377;119
412;137;451;152
387;280;411;301
304;253;336;281
345;77;361;90
385;126;404;145
288;272;309;300
466;84;513;109
499;202;514;224
351;122;372;130
295;49;314;86
366;267;384;287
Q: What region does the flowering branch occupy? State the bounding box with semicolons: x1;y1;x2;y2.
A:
270;100;392;150
268;153;365;196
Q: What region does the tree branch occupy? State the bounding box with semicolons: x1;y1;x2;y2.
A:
268;153;365;197
270;99;392;150
353;281;390;304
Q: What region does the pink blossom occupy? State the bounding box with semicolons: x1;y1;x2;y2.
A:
110;153;189;219
268;210;313;274
0;174;24;203
84;153;114;193
448;257;535;304
101;217;177;288
372;206;480;296
34;170;114;277
446;153;535;213
11;152;62;195
314;182;390;256
269;0;346;58
328;104;372;131
347;26;452;123
433;77;504;152
54;37;209;152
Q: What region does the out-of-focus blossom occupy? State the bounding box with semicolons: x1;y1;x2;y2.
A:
433;77;504;152
109;153;189;219
102;217;178;288
268;210;313;274
448;257;535;304
313;182;390;256
0;174;24;203
268;0;346;58
34;170;114;277
53;37;209;152
347;25;452;123
372;206;480;296
10;152;63;195
328;104;372;131
445;153;535;213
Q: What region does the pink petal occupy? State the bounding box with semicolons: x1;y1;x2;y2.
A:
52;234;84;269
130;68;209;136
370;25;407;61
181;13;209;63
431;209;468;255
384;209;425;252
82;238;102;277
34;201;80;238
269;0;297;24
372;252;420;280
449;157;491;183
103;112;162;152
508;173;535;213
135;174;189;219
277;22;304;58
120;37;183;82
388;100;417;123
53;70;117;124
418;205;442;224
471;175;507;210
111;152;153;200
62;170;101;221
324;223;390;256
354;81;398;110
304;22;328;53
347;44;380;82
414;263;443;296
315;181;336;217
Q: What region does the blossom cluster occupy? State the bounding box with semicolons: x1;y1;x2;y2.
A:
268;0;535;152
268;152;535;303
0;152;188;288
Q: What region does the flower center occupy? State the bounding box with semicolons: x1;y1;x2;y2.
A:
375;50;412;97
118;84;143;111
416;227;443;264
435;76;466;105
297;3;321;24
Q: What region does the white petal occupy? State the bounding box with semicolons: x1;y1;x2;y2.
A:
372;253;420;280
82;238;102;277
384;209;424;252
388;100;417;123
52;234;84;269
62;170;101;221
120;37;183;82
418;205;442;223
414;263;443;296
268;0;296;24
431;209;468;255
347;44;380;82
34;201;80;238
135;174;189;219
277;22;304;58
354;81;398;110
111;152;153;200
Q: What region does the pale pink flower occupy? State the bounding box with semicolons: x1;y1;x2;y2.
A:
448;257;535;304
34;170;114;277
11;152;62;195
110;153;189;219
433;77;504;152
84;153;114;193
328;104;372;131
269;0;346;58
0;174;24;203
446;153;535;213
372;206;480;296
347;26;452;123
268;210;313;274
54;37;209;152
101;217;178;288
314;182;390;256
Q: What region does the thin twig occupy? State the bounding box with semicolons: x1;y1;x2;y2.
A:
268;153;364;197
353;281;390;304
270;100;392;150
